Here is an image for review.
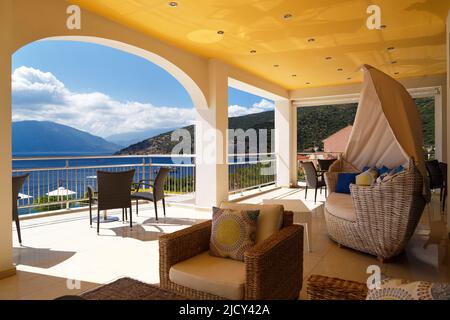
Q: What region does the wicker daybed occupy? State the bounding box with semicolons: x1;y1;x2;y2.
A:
323;65;430;262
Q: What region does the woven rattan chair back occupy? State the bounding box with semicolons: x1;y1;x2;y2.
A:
318;159;337;172
97;170;135;211
300;162;319;188
153;167;171;201
12;174;29;220
426;160;443;189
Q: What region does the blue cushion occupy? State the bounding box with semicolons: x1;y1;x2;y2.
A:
378;166;391;175
335;173;359;194
390;165;405;175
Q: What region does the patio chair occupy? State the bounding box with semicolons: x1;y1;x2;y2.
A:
439;162;447;212
159;202;303;300
12;174;29;245
300;161;326;203
88;170;135;234
323;65;428;262
426;160;444;200
318;159;337;172
131;167;170;221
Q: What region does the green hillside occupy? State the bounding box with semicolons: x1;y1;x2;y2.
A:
117;97;435;154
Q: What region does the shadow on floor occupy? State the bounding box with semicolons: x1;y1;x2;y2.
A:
13;246;76;269
106;217;206;241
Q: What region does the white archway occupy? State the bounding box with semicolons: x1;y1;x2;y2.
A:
16;36;208;111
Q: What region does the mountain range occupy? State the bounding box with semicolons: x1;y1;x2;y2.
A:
12;121;121;156
116;97;434;155
13;98;434;156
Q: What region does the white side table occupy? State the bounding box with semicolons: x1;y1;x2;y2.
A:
262;199;312;252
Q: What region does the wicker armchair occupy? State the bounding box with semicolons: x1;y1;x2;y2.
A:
324;158;426;261
159;211;304;300
307;275;367;300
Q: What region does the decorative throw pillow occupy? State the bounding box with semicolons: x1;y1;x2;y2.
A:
378;166;391;175
335;173;359;194
366;278;450;300
390;165;405;175
209;207;260;262
356;168;379;186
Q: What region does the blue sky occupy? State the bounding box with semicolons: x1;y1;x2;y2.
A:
12;40;274;137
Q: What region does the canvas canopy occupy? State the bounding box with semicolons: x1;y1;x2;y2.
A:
344;65;427;182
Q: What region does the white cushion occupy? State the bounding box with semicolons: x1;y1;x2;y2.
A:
325;192;357;222
169;252;246;300
220;201;284;243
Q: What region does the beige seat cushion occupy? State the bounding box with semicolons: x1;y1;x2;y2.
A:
169;251;245;300
325;193;357;222
220;201;284;243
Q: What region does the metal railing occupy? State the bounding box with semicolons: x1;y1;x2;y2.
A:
228;153;277;195
13;155;195;215
13;153;278;215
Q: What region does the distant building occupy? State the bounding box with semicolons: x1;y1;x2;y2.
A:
322;125;353;153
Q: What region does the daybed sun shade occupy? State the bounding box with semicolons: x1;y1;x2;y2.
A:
324;65;429;261
345;65;427;180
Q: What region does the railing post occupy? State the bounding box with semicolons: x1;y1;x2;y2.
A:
142;157;146;182
65;160;69;210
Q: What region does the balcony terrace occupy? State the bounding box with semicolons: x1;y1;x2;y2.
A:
0;187;448;300
1;0;449;302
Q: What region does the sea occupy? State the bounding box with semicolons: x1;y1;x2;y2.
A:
13;153;195;215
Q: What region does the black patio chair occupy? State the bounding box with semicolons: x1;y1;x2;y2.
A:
439;162;447;212
317;159;337;173
131;167;171;221
300;161;326;203
87;170;135;234
12;174;29;245
426;160;444;200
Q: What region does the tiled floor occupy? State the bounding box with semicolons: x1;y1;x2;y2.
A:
0;187;448;300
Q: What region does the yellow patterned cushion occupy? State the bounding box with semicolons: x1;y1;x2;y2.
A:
366;278;450;300
356;168;378;186
209;207;260;262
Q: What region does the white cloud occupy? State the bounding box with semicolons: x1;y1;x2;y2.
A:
228;99;275;118
12;66;195;137
12;66;275;136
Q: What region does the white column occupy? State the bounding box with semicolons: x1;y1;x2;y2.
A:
275;100;297;187
0;0;15;278
195;60;229;208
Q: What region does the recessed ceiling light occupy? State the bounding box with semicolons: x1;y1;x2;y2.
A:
168;1;178;7
325;57;333;60
308;38;315;43
380;25;387;29
391;61;397;64
387;47;395;51
306;82;311;85
273;64;279;67
337;68;343;72
217;30;224;35
347;77;352;80
250;50;257;54
283;13;293;20
394;72;399;75
292;74;297;77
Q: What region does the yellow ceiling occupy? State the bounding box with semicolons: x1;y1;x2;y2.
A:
71;0;448;90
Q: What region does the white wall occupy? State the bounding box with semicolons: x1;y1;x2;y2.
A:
195;60;229;208
0;0;14;278
275;100;298;187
